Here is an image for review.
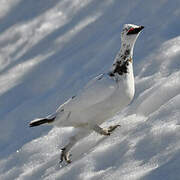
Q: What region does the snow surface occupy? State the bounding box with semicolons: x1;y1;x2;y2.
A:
1;0;180;179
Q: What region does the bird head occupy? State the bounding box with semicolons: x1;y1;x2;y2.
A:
121;24;144;48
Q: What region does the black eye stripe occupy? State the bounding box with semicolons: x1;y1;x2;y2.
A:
127;28;139;35
127;26;144;35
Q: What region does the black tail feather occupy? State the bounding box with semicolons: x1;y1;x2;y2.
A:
29;117;55;127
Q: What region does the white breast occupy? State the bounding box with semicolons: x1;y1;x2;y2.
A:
54;63;135;127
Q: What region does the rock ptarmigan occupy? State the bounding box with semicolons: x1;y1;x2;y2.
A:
29;24;144;164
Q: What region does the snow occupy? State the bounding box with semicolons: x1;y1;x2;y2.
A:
1;0;180;179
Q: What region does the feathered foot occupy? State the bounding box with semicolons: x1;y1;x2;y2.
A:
93;124;121;136
60;148;72;164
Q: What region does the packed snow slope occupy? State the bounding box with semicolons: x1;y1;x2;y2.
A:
1;0;180;179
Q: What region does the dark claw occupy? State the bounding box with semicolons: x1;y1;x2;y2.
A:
106;132;111;136
59;148;65;164
108;124;121;133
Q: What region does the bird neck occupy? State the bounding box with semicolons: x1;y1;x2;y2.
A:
118;40;135;63
109;42;134;77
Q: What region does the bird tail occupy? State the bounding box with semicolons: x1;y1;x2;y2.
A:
29;116;56;127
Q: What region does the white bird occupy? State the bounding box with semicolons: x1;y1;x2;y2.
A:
29;24;144;164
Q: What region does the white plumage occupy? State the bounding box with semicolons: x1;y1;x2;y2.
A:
29;24;144;163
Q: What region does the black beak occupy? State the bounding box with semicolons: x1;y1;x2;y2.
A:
139;26;144;31
127;26;144;35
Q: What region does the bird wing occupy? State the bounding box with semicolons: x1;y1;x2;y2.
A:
57;74;116;113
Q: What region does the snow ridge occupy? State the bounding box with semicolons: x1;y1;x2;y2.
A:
1;0;180;180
